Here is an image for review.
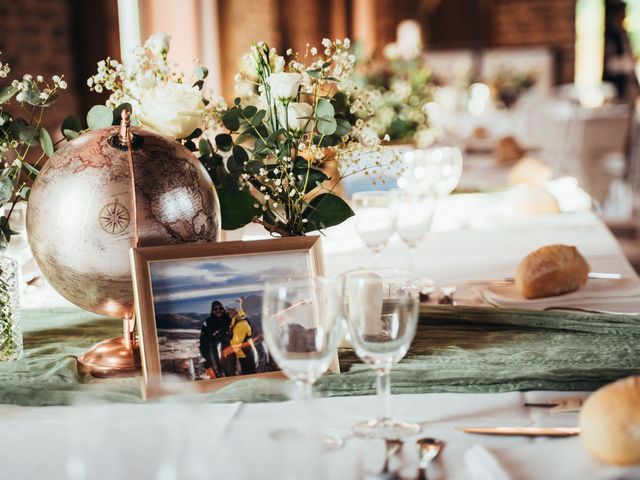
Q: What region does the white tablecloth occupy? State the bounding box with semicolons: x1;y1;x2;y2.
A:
8;190;640;479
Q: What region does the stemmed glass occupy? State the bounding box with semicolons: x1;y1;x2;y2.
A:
352;191;396;266
404;146;463;196
342;269;421;438
394;189;436;271
262;276;345;450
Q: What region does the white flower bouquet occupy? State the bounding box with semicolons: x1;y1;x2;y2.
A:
85;32;226;141
204;39;391;236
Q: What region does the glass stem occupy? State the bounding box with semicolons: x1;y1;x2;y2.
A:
296;379;313;401
376;368;392;420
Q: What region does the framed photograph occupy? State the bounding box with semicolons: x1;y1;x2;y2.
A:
130;236;325;397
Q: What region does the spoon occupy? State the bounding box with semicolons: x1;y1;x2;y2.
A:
417;437;445;480
380;438;403;477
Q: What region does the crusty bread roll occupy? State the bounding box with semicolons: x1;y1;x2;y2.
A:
496;136;524;165
516;245;589;299
508;157;553;185
580;376;640;465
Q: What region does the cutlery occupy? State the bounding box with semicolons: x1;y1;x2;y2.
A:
468;272;621;286
459;426;580;437
379;438;403;477
417;437;445;480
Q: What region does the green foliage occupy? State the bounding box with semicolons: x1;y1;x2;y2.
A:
61;115;82;140
86;105;113;130
0;86;17;104
302;193;354;233
216;182;261;230
38;128;54;157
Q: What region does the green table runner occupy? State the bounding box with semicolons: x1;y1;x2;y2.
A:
0;306;638;406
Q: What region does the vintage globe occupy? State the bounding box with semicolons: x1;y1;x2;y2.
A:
26;126;220;318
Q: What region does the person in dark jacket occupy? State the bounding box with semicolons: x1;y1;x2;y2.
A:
199;300;231;378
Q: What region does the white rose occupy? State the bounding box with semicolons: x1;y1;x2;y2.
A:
267;72;302;101
278;102;313;134
146;32;171;55
240;52;259;81
138;82;204;139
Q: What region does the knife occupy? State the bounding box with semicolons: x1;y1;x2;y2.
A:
467;272;621;286
458;426;580;437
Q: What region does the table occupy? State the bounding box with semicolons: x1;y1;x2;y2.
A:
4;190;640;480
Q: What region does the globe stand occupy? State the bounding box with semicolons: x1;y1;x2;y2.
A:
77;314;141;377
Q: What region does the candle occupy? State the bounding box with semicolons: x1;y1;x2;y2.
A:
117;0;142;67
396;19;422;60
575;0;605;107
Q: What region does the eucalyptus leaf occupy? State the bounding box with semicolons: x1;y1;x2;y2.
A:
243;105;257;118
331;92;349;113
316;99;334;118
198;138;213;157
334;117;351;136
86;105;113;130
250;110;266;126
22;162;39;178
222;108;241;131
194;66;209;80
235;131;254;144
61;115;82;137
38;128;54;157
0;177;13;204
307;69;321;79
18;186;30;200
302;193;354;232
227;155;243;173
186;128;203;139
19;126;39;146
232;145;248;164
0;85;17;104
192;80;205;90
215;133;233;152
9;118;28;142
63;129;79;140
184;140;197;151
317;116;337;135
217;183;259;230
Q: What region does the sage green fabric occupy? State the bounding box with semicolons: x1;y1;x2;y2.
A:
0;306;638;405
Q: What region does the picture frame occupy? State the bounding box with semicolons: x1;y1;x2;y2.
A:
130;236;328;398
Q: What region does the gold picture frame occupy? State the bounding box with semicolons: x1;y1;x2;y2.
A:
130;236;325;398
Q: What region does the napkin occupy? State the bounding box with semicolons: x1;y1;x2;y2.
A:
479;276;640;314
464;445;511;480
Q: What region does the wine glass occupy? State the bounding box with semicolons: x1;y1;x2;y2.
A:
352;191;396;265
404;146;463;196
394;189;436;270
262;276;344;446
342;269;421;438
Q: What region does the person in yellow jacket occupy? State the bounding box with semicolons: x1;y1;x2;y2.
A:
226;298;259;374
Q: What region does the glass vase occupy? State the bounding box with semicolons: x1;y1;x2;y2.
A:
0;255;22;360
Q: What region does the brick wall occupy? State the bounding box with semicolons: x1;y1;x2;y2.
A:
490;0;576;84
0;0;79;140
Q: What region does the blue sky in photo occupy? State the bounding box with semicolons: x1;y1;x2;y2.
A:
149;251;309;315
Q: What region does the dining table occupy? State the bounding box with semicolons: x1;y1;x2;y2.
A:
1;184;639;480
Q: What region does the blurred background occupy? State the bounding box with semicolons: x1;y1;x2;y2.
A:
1;0;639;268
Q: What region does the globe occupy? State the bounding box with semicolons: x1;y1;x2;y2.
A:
26;126;221;318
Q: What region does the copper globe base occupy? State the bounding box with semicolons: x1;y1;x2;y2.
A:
77;316;141;377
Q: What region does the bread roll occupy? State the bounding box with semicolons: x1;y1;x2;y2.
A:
496;136;524;165
516;245;589;299
580;376;640;465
